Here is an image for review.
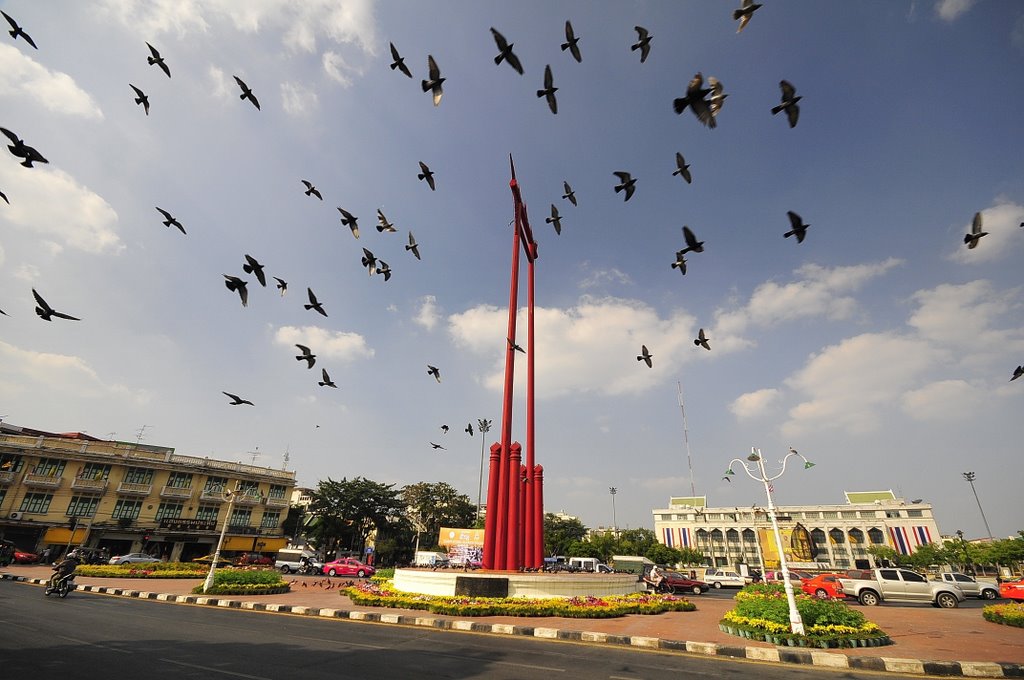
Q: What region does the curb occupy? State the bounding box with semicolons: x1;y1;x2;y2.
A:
5;574;1021;678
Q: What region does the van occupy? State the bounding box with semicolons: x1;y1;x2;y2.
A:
275;548;321;574
611;555;654;574
568;557;612;573
413;551;449;567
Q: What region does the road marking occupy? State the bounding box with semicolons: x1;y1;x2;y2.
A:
285;634;385;649
56;634;132;654
161;658;272;680
493;660;565;672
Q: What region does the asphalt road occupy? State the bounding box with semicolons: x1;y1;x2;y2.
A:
0;581;921;679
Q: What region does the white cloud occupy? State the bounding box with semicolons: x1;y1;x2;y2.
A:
207;65;231;101
99;0;209;37
0;341;150;403
280;81;318;116
273;325;374;361
936;0;977;22
948;201;1024;264
12;263;40;282
414;295;440;331
901;379;981;421
729;388;781;420
0;44;103;119
322;50;355;86
578;265;633;290
0;165;122;255
906;280;1024;361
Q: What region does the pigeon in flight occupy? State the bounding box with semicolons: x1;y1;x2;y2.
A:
671;250;687;275
465;422;474;436
694;328;711;351
2;11;37;49
223;275;249;308
561;20;582;63
406;231;421;260
772;80;802;128
422;55;445;107
508;337;525;353
242;254;267;287
155;207;185;235
537;64;558;114
673;152;692;184
733;0;763;33
375;260;392;281
1;127;48;167
637;344;653;368
631;26;652;63
0;306;7;315
430;442;446;450
301;180;322;200
145;42;171;77
304;288;327;317
784;211;809;243
680;226;704;254
673;73;715;129
0;190;7;204
562;181;577;206
295;344;317;369
337;207;360;239
233;76;260;110
427;365;441;383
376;209;397;233
490;28;524;75
360;248;378;276
318;368;338;388
708;76;728;118
788;447;800;455
223;391;254;406
417;161;436;191
441;425;450;434
273;277;287;296
388;42;412;78
546;204;562;235
613;171;636;201
32;289;80;322
1011;366;1023;382
130;84;150;115
964;212;987;249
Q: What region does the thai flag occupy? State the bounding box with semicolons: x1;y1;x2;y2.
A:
663;526;674;547
681;527;691;548
913;526;932;546
890;526;912;555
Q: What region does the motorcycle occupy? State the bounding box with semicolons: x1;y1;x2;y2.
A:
44;572;75;598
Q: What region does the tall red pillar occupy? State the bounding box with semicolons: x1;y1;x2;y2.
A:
482;442;502;569
533;464;544;562
505;442;522;569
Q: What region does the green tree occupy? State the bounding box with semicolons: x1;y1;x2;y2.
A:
566;540;603;559
401;481;476;551
543;513;588;556
616;528;657;557
310;477;406;557
866;544;901;566
646;543;683;566
675;547;706;566
903;541;950;570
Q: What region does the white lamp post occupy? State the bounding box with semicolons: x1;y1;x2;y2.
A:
725;446;815;636
203;484;238;593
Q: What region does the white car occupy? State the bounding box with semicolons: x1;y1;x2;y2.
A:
108;552;160;564
703;568;751;588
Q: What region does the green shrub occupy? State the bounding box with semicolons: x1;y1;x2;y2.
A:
189;568;289;595
371;567;394;581
76;563;206;578
983;602;1024;627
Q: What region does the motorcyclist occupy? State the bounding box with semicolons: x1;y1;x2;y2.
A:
647;564;665;591
50;553;80;589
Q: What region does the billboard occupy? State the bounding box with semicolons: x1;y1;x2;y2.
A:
757;523;814;569
438;527;484;547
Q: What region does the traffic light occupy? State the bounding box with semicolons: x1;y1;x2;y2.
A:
142;534;150;543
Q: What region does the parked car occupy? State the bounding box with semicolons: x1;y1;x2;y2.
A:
801;573;846;599
838;568;965;608
702;568;750;589
999;578;1024;601
935;572;999;600
660;571;709;595
322;557;375;578
14;549;39;563
764;569;804;585
109;552;160;565
234;552;274;566
192;554;233;566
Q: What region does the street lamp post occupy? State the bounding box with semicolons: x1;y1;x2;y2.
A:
203;485;238;593
955;529;972;574
725;447;815;636
609;487;618;536
961;472;994;540
476;418;492;524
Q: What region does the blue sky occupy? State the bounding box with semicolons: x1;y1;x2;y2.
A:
1;0;1022;541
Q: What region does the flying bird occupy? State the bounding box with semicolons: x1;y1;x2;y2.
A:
490;28;524;75
155;207;185;235
722;476;732;483
376;209;396;233
430;442;446;450
673;152;692;184
562;181;577;206
337;207;360;238
613;171;636;201
772;80;802;128
631;26;652;63
223;275;249;308
233;76;260;110
422;55;445;107
0;307;7;315
318;369;337;388
561;20;582;62
789;447;800;455
671;250;687;275
2;11;37;49
733;0;763;33
0;190;7;204
784;211;809;243
427;365;441;383
680;226;704;254
295;344;316;369
360;248;378;276
508;337;525;353
708;76;728;117
964;211;987;249
223;392;254;406
673;73;715;129
441;425;449;434
145;42;171;77
1011;366;1023;382
465;423;474;436
304;288;327;317
406;231;421;260
537;64;558;114
546;204;562;235
301;180;322;200
375;260;392;281
242;254;267;287
388;42;412;78
1;127;48;167
417;161;436;191
32;289;80;321
130;84;150;115
694;328;711;351
637;344;653;368
273;277;287;296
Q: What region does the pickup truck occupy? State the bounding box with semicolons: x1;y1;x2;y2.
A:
838;568;965;608
936;572;999;600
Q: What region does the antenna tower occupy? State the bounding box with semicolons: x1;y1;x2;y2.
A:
677;381;696;498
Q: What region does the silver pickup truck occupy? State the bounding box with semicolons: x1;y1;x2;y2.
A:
936;572;999;600
838;568;965;608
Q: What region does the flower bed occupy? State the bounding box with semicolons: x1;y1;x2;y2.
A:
346;580;696;617
189;568;290;595
76;562;207;579
983;602;1024;628
719;584;890;648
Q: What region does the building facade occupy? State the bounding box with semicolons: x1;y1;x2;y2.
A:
652;490;941;572
0;425;296;561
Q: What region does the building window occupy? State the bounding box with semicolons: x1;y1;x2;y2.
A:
112;499;142;520
829;528;846;545
66;495;99;518
166;472;192;489
0;489;6;506
260;511;280;529
868;528;885;544
841;511;859;519
19;492;53;514
822;511;838;519
123;467;153;484
156;502;184;521
80;463;111;480
885;510;901;518
238;480;259;496
229;507;252;527
268;484;286;499
907;509;923;518
0;453;24;473
32;458;66;477
196;505;219;522
204;476;228;492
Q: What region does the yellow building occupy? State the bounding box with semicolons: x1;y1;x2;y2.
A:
0;424;296;561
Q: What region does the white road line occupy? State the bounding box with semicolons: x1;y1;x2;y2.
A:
55;634;132;654
160;658;272;680
285;634;385;649
492;660;566;672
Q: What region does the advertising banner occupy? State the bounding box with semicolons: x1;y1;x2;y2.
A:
438;527;484;547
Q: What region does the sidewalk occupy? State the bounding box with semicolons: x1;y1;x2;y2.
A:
4;565;1022;677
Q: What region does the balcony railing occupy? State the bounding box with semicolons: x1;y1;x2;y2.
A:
116;482;153;496
22;473;62;489
200;489;227;502
264;496;289;508
0;470;15;485
159;485;193;499
232;493;263;506
71;477;109;492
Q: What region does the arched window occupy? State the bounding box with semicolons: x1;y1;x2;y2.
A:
829;528;845;545
868;528;885;545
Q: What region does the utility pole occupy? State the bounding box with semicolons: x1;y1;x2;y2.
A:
609;487;618;536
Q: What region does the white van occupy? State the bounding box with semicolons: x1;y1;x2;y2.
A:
276;548;321;573
568;557;612;573
413;551;449;567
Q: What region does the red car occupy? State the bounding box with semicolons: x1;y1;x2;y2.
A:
999;578;1024;601
801;573;846;600
322;557;375;578
14;549;39;564
659;571;709;595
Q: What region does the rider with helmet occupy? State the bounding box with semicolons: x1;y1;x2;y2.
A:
50;552;80;589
